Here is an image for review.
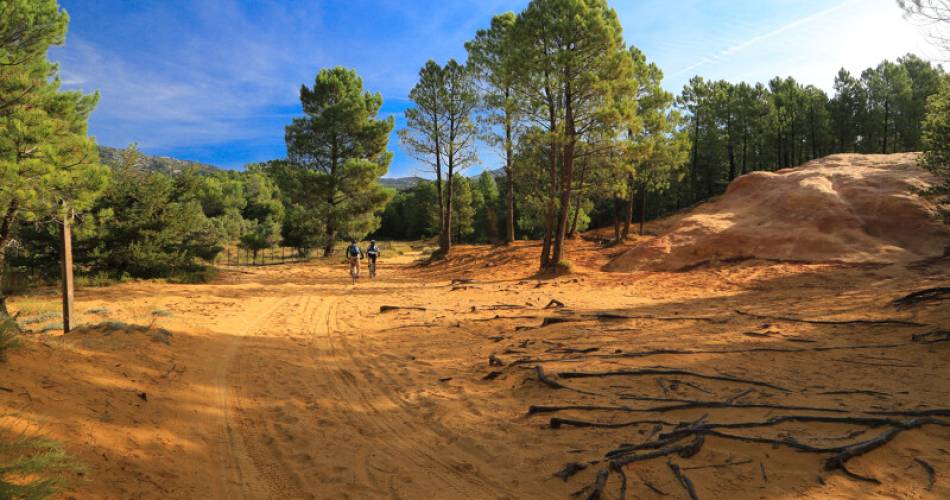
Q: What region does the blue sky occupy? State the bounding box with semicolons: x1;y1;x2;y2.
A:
52;0;933;176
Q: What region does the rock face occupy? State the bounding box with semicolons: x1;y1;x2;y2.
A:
606;153;950;272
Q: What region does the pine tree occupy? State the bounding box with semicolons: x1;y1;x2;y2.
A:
0;0;108;318
284;67;394;256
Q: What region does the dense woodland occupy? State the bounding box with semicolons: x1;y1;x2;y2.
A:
3;0;950;317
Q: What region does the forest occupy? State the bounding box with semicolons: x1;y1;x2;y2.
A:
3;0;948;303
2;0;950;498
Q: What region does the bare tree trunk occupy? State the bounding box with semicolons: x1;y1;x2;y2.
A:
882;98;889;154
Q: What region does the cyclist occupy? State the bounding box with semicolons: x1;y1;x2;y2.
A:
345;238;363;284
366;240;380;278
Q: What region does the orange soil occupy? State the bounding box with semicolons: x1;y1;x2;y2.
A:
1;240;948;499
608;153;950;272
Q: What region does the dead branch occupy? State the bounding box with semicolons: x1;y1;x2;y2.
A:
557;368;793;393
682;458;753;471
534;365;598;395
615;394;850;414
734;309;924;327
379;305;426;312
594;312;727;324
824;417;937;478
914;457;936;490
554;462;588;481
611;435;705;467
611;462;628;500
485;304;527;310
892;287;950;309
913;330;950;344
541;317;580;327
587;469;609;500
667;461;699;500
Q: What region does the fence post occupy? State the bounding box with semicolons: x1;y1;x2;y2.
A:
60;219;75;333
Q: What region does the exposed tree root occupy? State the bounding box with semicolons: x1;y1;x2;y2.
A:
914;457;936;490
546;299;566;309
734;309;924;327
892;287;950;309
667;461;699;500
557;368;793;393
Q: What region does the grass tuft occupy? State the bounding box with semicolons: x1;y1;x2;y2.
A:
0;317;20;362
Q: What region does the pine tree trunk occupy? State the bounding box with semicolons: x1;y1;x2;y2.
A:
0;201;18;320
639;183;647;236
622;176;634;240
552;80;576;267
504;93;515;245
882;98;889;154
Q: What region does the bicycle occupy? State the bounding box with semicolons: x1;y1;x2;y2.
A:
368;258;377;278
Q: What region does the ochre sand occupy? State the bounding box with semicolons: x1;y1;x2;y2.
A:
1;239;947;499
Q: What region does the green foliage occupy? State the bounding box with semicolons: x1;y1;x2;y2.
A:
399;59;480;253
76;145;221;278
921;76;950;220
0;430;79;499
280;67;394;257
0;0;107;316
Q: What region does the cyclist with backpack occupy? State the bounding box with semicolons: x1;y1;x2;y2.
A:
345;239;363;284
366;240;380;278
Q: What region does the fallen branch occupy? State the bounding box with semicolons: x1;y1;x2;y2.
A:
379;305;426;312
557;368;793;393
667;461;699;500
892;287;950;309
587;469;609;500
554;462;588;481
534;365;598;395
594;312;727;324
913;330;950;344
541;317;580;328
611;435;705;467
735;309;924;327
682;458;753;471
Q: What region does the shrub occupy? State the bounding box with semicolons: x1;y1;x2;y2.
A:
555;260;574;275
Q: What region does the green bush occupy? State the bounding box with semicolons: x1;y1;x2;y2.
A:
0;432;81;499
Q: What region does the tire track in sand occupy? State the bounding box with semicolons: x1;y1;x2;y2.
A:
309;295;511;498
208;295;291;499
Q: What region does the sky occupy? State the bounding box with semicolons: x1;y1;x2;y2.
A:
52;0;935;176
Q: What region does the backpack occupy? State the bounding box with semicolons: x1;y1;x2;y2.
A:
347;244;360;257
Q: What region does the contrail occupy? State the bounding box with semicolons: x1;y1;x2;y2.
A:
676;0;861;75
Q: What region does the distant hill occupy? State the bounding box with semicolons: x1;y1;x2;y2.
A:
379;176;425;190
98;146;223;176
380;168;505;191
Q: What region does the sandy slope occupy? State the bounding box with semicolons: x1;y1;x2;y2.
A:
0;239;947;499
608;153;950;272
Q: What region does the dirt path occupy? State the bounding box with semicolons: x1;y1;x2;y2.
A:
1;247;948;499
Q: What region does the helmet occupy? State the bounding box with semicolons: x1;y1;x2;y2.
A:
370;240;376;244
350;238;356;244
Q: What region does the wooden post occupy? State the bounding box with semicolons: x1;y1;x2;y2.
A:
60;219;75;333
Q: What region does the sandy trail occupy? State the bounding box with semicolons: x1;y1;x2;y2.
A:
1;244;948;499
